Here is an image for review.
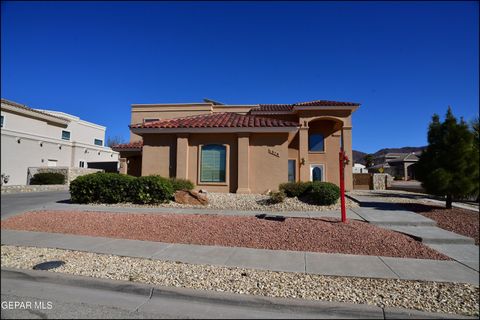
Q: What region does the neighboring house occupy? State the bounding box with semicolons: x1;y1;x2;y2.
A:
352;163;368;173
1;98;119;185
113;99;359;193
368;152;420;180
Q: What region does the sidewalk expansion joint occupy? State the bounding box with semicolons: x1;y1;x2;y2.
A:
446;257;479;273
377;256;401;279
304;252;307;273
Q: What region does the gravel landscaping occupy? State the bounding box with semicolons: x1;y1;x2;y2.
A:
1;210;448;260
95;192;358;212
1;245;477;316
401;203;479;245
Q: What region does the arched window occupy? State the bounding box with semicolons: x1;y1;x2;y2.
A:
309;133;324;152
312;166;323;181
200;144;226;183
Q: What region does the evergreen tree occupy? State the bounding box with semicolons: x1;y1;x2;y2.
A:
363;154;374;168
416;107;479;208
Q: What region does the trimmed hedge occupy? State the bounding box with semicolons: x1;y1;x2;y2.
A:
30;172;66;185
169;178;194;192
308;181;340;206
70;173;174;204
70;172;135;204
279;181;312;198
129;175;174;204
278;181;340;206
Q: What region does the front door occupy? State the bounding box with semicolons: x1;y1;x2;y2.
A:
310;164;324;182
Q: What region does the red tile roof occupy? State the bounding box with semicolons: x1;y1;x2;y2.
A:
295;100;360;107
252;104;294;112
111;140;143;150
130;113;299;129
251;99;360;113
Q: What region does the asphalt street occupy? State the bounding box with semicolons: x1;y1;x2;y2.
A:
1;191;70;220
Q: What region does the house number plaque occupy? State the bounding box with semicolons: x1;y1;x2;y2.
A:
268;149;280;157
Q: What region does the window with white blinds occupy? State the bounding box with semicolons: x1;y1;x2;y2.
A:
200;144;226;183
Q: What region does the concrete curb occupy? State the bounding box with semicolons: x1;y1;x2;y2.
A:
2;268;474;319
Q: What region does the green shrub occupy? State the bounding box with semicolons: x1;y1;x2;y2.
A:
30;172;66;185
169;178;194;192
129;175;174;204
268;190;286;204
70;173;135;204
279;181;312;197
307;182;340;206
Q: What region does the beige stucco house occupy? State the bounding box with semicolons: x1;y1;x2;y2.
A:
113;99;360;193
1;98;119;185
369;152;420;180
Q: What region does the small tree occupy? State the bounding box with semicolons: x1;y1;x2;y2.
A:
363;154;374;168
416;107;479;208
106;135;126;147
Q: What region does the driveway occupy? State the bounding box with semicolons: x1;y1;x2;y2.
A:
1;191;71;220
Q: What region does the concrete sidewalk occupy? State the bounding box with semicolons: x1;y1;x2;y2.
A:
348;193;480;272
2;229;478;286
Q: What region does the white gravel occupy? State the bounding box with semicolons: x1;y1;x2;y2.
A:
97;192;358;212
1;245;478;316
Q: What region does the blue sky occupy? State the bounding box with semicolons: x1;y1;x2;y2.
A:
1;1;478;153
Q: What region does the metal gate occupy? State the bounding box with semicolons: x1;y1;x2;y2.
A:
353;173;372;190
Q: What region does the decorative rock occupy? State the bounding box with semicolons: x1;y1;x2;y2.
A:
99;192;359;212
2;245;479;317
174;190;209;206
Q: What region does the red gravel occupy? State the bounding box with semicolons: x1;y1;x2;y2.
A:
1;210;449;260
402;203;479;245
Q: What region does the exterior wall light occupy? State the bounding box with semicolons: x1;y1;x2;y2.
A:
1;174;10;185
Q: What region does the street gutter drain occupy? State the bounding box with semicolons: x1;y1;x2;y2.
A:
33;260;65;270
